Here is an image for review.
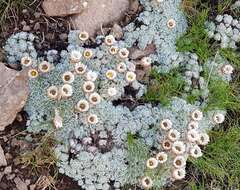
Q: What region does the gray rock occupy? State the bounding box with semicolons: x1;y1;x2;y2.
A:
4;165;12;174
29;184;36;190
42;0;86;16
0;145;7;166
71;0;129;36
33;23;40;31
0;64;29;131
59;33;68;41
110;24;123;40
14;177;28;190
22;25;31;32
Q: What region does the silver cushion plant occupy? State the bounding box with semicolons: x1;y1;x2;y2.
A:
3;0;235;189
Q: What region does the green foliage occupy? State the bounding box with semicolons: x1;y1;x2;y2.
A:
126;134;169;189
190;127;240;188
144;69;185;106
125;133;150;185
220;48;240;69
188;181;206;190
217;0;235;14
0;0;32;27
186;90;202;104
19;132;59;175
204;78;240;111
176;9;213;62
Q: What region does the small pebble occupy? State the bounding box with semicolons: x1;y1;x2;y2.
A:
22;25;31;32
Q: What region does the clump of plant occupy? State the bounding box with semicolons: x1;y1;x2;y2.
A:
190;126;240;189
19;132;58;175
0;0;32;27
125;133;149;185
220;48;240;69
176;9;212;62
204;78;240;111
144;69;185;106
217;0;236;14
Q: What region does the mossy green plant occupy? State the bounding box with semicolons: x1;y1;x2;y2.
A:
205;78;239;111
190;127;240;189
19;132;59;175
176;9;213;63
144;69;185;106
0;0;32;31
220;48;240;69
217;0;235;14
125;133;150;186
186;89;202;105
188;181;206;190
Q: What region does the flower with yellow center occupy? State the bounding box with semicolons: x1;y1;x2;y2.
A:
28;69;39;79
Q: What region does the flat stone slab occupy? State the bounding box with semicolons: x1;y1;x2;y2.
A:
0;145;7;166
71;0;129;36
42;0;86;17
0;63;29;131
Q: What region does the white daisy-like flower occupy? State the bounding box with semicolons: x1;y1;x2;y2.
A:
60;84;73;98
83;49;93;59
156;152;168;164
221;64;234;75
76;99;89;112
141;176;153;189
28;69;39;79
106;70;117;80
212;113;225;124
188;121;199;130
109;46;119;55
146;157;158;169
21;56;32;67
172;141;186;155
62;71;75;84
87;114;99;124
141;57;152;67
78;31;89;41
104;35;115;46
86;70;98;81
116;62;127;73
167;19;176;29
126;71;136;82
38;61;51;73
83;81;95;93
89;92;101;105
190;145;203;158
75;63;87;75
160;119;172;131
173;155;186;169
47;86;59;100
118;48;129;59
187;129;200;143
167;129;180;142
191;109;203;121
162;139;172;151
70;50;82;63
197;133;210;146
172;168;186;180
